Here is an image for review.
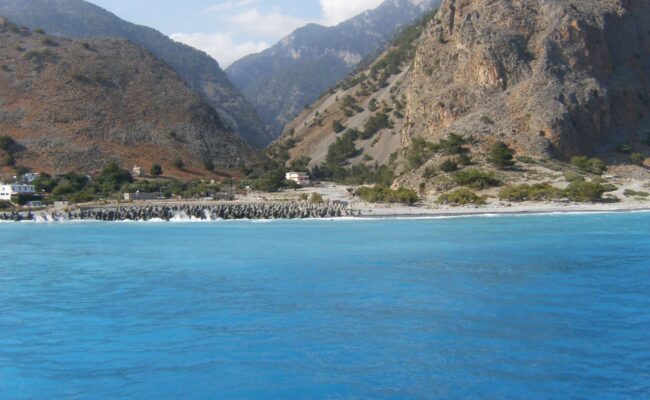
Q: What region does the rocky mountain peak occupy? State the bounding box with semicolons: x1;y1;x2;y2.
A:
404;0;650;158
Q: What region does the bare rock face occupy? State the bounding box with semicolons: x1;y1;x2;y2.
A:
403;0;650;159
0;19;257;175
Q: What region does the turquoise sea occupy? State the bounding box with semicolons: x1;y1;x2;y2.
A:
1;213;649;399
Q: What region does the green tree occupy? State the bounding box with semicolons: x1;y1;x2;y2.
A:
362;112;392;139
488;142;515;168
150;164;163;176
252;169;286;192
332;120;346;133
440;159;458;173
326;130;358;166
203;159;215;172
95;162;132;192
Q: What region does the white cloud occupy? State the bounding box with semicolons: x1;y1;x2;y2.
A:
320;0;384;25
170;32;269;67
203;0;260;14
228;9;315;37
171;1;385;66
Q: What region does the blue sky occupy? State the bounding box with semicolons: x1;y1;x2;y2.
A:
91;0;385;67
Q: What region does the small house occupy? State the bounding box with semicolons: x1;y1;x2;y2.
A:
285;172;310;186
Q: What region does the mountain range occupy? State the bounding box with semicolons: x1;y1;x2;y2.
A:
0;18;256;175
274;0;650;190
0;0;272;148
226;0;440;138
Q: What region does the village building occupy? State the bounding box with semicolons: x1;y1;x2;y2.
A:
285;172;310;186
132;166;144;177
21;172;40;183
0;183;36;201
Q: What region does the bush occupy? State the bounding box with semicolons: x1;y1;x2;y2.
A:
95;162;133;192
355;185;419;205
488;142;515;168
439;133;468;156
33;173;58;192
565;181;609;202
326;130;358;166
499;183;563;202
422;166;437;179
289;156;311;172
251;169;286;192
332;120;345;133
624;189;649;197
571;156;607;175
480;115;494;124
453;169;500;189
173;159;185;170
0;151;15;166
440;159;458;173
437;188;487;205
362;112;391;139
630;153;646;166
309;193;324;204
0;136;16;152
203;159;215;172
564;171;585;183
404;137;439;170
150;164;163;177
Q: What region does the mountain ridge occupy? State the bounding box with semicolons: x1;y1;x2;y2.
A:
0;0;272;148
0;18;257;176
226;0;440;139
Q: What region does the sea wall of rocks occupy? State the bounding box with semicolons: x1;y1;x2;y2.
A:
0;202;357;222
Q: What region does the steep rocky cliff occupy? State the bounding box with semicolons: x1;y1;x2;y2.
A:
404;0;650;159
0;0;272;148
0;19;256;175
278;0;650;191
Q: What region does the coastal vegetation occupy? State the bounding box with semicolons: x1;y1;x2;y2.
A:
571;156;607;175
452;169;500;190
499;181;616;203
488;142;515;168
437;189;487;205
499;183;563;202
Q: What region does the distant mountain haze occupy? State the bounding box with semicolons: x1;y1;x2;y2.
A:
226;0;440;139
0;0;272;148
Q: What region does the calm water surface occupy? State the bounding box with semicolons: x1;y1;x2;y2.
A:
1;213;649;399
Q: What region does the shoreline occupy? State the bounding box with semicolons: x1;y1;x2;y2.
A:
0;200;649;223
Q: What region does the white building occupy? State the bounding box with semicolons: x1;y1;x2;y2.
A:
0;183;36;201
21;172;40;183
132;166;143;177
286;172;310;186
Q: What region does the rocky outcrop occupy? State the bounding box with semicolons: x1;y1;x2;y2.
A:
0;20;257;174
403;0;650;158
0;202;354;222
